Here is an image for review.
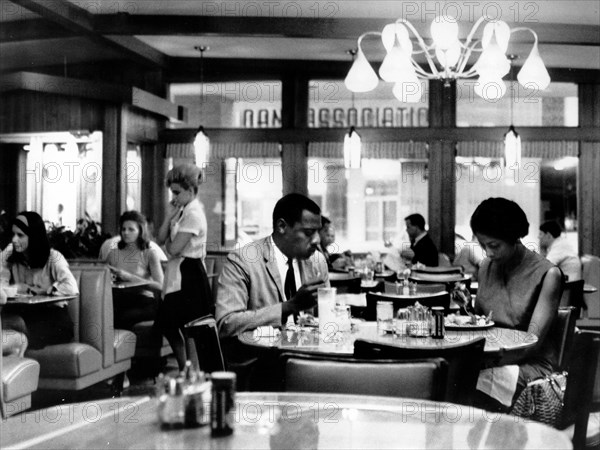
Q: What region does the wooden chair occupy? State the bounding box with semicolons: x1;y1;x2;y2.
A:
553;306;579;371
559;330;600;449
581;254;600;322
384;281;446;294
184;315;226;374
365;291;450;321
560;279;585;314
413;265;463;275
280;352;448;401
328;273;361;294
354;336;486;406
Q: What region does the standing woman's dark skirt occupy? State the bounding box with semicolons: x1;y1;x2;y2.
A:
155;257;213;331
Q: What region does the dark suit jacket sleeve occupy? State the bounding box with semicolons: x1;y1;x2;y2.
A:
413;234;439;267
215;250;283;338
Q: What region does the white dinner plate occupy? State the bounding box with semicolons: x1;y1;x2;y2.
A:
444;321;495;330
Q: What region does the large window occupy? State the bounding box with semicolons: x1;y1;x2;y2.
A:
308;151;428;253
455;145;578;253
25;131;103;230
168;81;282;129
308;80;429;128
457;81;578;127
125;143;141;211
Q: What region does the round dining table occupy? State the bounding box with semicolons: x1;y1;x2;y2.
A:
1;393;572;449
239;322;537;367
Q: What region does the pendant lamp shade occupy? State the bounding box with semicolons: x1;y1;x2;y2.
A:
344;127;362;169
504;125;521;167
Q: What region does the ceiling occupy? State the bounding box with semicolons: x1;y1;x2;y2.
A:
0;0;599;76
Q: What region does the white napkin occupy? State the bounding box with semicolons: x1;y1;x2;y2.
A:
476;365;520;406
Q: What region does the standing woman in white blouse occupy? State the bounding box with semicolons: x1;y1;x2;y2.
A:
156;164;212;370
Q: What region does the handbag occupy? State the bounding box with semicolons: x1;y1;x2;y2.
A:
510;371;567;428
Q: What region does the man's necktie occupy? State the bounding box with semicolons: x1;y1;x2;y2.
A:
284;258;297;301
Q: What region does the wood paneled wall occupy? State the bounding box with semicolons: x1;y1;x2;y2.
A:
579;84;600;256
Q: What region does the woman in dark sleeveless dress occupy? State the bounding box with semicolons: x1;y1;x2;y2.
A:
470;198;562;412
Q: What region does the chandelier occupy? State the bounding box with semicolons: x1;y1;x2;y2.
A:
345;15;551;102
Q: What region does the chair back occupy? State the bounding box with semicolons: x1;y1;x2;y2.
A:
328;274;361;294
184;315;226;374
384;281;447;295
560;331;600;449
560;279;585;311
581;254;600;319
413;265;462;275
354;336;486;406
438;252;453;267
280;352;448;401
551;306;579;371
365;291;450;321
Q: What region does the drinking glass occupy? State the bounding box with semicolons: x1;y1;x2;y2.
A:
395;308;409;336
376;301;394;334
318;287;337;343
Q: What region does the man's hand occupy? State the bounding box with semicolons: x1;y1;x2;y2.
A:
282;279;325;319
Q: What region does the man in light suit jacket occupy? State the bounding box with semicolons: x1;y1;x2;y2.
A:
216;193;329;339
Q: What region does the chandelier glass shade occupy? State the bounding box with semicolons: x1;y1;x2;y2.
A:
345;15;550;102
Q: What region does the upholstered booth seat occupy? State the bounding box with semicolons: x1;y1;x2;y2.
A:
114;329;137;363
24;264;136;392
28;343;101;378
1;355;40;416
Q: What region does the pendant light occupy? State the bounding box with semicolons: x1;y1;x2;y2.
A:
343;50;362;169
193;46;210;167
504;55;521;168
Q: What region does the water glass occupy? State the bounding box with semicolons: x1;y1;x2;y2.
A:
363;267;374;282
409;281;418;295
318;287;337;343
376;301;394;334
335;305;352;334
395;308;409;336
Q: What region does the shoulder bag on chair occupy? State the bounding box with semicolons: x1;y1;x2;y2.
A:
510;371;567;428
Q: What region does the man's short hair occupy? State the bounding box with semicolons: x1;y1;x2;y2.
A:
321;216;331;229
272;193;321;229
405;213;426;230
540;220;562;238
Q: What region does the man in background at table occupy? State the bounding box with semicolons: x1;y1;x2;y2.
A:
216;193;329;338
539;220;581;281
402;213;439;267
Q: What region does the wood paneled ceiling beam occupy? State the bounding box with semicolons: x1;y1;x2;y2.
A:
0;19;72;42
8;0;168;67
93;15;600;46
0;71;186;121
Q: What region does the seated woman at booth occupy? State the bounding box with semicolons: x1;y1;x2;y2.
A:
470;198;562;412
105;211;164;330
0;211;79;350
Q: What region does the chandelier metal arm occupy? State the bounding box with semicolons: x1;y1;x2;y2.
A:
357;31;383;52
510;27;539;44
456;40;484;77
395;18;441;77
